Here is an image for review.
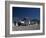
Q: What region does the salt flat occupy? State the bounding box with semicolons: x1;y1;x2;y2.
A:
12;24;40;31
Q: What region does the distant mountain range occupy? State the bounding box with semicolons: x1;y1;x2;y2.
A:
13;17;40;22
13;17;40;26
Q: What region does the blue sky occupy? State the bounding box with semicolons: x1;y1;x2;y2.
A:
12;7;40;19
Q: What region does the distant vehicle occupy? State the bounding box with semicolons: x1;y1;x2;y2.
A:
18;21;26;26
